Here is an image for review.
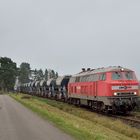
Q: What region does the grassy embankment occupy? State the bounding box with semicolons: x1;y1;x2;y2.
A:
10;93;140;140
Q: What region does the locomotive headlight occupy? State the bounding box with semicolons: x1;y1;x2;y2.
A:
114;92;117;96
134;92;137;95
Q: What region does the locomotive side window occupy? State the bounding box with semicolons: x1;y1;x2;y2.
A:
112;72;122;80
100;73;106;81
88;75;93;81
85;75;90;81
79;77;83;82
82;76;86;82
80;75;89;82
80;76;84;82
94;74;99;81
88;74;99;81
75;77;80;82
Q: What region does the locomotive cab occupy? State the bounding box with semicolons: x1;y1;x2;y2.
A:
108;69;139;113
111;71;138;96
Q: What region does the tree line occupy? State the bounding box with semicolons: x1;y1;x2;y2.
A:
0;57;58;91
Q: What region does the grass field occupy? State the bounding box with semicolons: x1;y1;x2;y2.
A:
10;93;140;140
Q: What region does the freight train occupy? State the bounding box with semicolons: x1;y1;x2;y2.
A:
18;66;140;114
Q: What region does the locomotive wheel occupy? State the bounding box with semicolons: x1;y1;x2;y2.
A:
98;102;105;112
104;106;111;114
91;101;98;111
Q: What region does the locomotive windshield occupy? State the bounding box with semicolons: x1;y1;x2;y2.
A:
124;71;133;80
112;71;136;80
112;72;122;80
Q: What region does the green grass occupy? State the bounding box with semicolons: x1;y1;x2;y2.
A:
10;93;140;140
33;96;140;139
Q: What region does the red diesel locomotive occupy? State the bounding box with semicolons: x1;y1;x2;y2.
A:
68;66;139;113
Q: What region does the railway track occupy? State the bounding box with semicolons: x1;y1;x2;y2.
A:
107;114;140;129
69;103;140;129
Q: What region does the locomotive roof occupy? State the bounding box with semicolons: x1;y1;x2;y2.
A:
74;66;133;77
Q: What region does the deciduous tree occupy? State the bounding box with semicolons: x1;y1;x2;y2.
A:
0;57;17;91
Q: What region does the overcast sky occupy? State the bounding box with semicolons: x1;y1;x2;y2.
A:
0;0;140;77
